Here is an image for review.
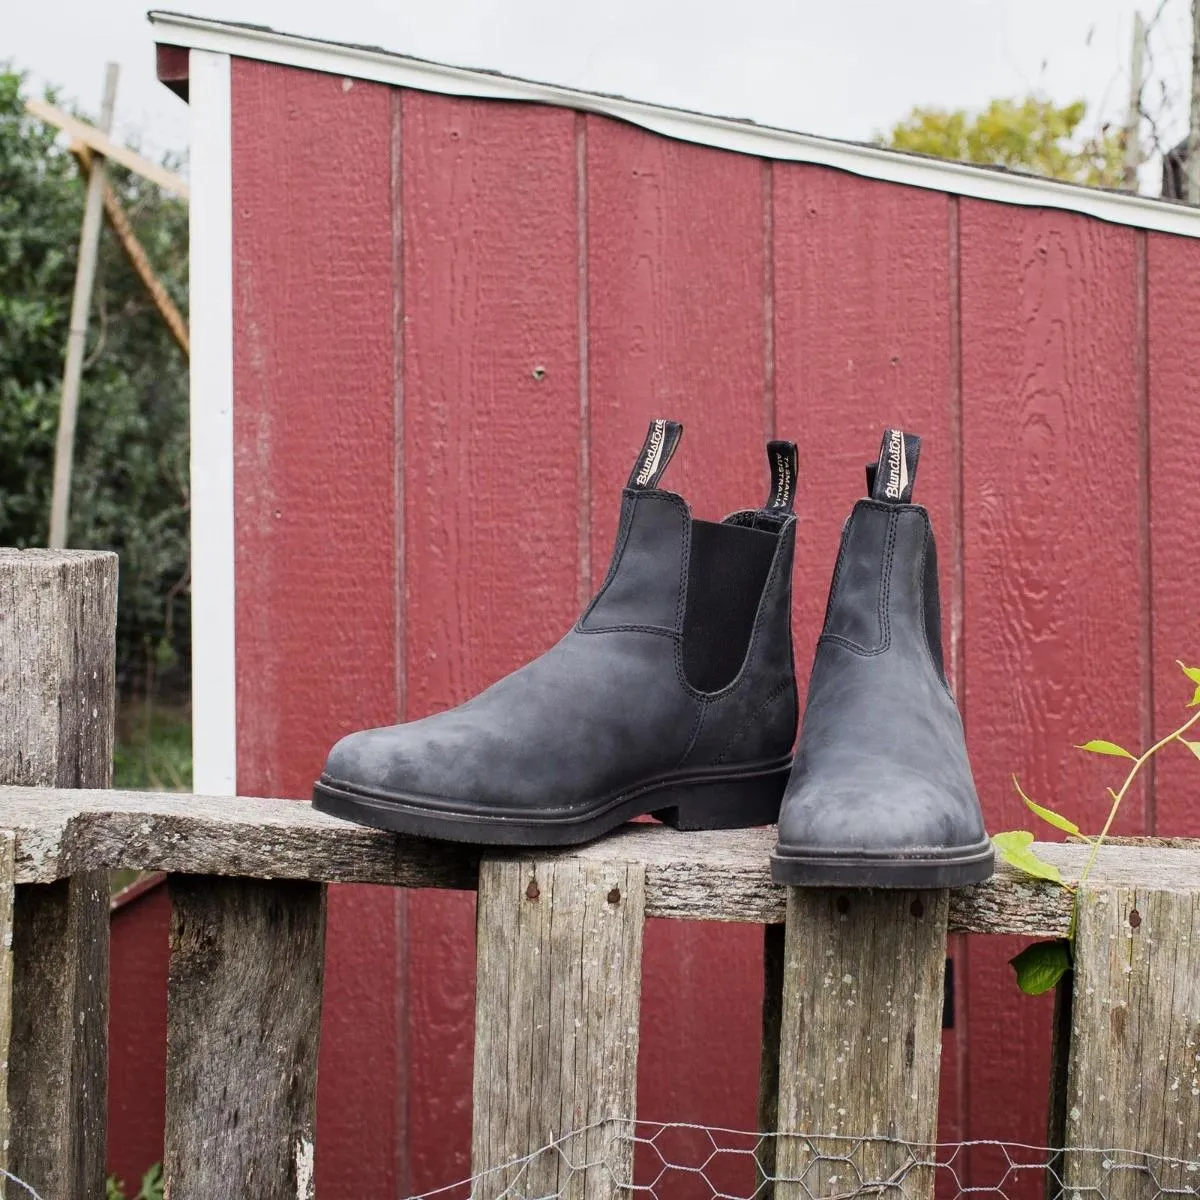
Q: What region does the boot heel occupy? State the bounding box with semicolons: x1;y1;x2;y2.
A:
653;766;788;832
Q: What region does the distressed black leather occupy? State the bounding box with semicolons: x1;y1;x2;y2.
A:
772;461;993;887
314;424;799;846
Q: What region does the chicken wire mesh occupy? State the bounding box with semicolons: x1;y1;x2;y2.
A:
409;1122;1200;1200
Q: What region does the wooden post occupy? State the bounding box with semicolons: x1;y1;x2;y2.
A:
0;548;116;1200
472;858;646;1200
774;888;950;1200
1064;886;1199;1200
163;876;327;1200
757;922;785;1199
48;63;119;549
0;833;16;1200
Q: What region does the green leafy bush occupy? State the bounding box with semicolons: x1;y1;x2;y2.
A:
107;1163;163;1200
0;66;190;696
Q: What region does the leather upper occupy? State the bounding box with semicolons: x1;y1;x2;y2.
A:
777;499;986;854
323;484;798;813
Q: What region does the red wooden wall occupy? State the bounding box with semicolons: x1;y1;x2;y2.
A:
114;53;1200;1195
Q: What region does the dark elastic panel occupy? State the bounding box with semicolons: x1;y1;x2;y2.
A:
682;519;778;693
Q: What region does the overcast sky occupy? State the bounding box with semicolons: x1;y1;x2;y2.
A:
5;0;1195;188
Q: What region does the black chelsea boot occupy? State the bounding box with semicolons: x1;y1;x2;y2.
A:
314;420;800;846
771;429;993;888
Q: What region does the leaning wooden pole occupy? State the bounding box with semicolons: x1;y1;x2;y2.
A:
71;142;190;357
48;63;119;549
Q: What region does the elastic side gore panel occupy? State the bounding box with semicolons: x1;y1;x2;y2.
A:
682;519;778;693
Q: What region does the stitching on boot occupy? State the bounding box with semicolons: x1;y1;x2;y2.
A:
580;489;689;634
712;677;794;765
673;697;710;770
577;490;638;630
818;508;896;658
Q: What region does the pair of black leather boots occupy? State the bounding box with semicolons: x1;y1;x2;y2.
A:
314;421;992;888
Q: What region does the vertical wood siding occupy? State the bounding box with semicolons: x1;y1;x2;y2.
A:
103;57;1197;1196
1147;233;1200;837
400;91;583;1192
584;117;771;1198
771;166;965;1151
958;204;1144;1187
230;60;402;1197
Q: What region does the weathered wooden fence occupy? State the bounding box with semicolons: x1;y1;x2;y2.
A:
0;548;1196;1200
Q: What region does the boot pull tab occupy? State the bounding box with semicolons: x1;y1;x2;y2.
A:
627;418;683;490
866;428;921;504
765;440;799;512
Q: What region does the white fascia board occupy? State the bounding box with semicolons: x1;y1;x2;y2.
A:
187;47;237;797
150;10;1200;239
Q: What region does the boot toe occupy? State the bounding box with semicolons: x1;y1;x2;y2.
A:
322;725;407;791
777;768;982;855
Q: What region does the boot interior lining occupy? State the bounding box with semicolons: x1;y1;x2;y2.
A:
682;519;778;693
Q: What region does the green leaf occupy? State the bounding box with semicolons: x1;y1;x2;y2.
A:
1181;740;1200;762
1177;661;1200;684
1013;776;1085;838
1191;685;1200;709
1010;939;1072;996
1075;739;1135;759
992;831;1065;885
991;830;1033;854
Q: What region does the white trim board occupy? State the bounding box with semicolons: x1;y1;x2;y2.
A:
150;9;1200;239
187;48;237;797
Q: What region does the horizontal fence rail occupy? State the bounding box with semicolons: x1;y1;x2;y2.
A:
2;785;1197;933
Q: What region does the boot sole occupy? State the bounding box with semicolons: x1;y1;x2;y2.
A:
312;757;791;847
770;837;994;889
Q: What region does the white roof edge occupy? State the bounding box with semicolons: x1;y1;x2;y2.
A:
150;10;1200;240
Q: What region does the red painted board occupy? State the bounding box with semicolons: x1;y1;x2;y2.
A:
772;164;962;1146
1147;232;1200;836
400;90;582;1193
585;115;768;555
230;60;400;1199
585;114;770;1196
107;886;169;1191
958;201;1143;1178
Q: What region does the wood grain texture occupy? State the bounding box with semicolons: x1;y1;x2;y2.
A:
230;60;401;1199
1146;233;1200;836
164;876;326;1200
757;923;785;1200
0;547;113;1200
0;834;14;1198
472;858;645;1200
401;89;582;1191
9;873;109;1200
959;202;1142;1169
0;548;116;789
585;114;767;552
771;167;965;1155
7;786;1200;930
585;114;771;1162
772;170;955;701
1065;886;1200;1198
775;888;949;1200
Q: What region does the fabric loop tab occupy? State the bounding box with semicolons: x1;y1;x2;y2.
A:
765;440;799;512
866;428;921;504
627;418;684;490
